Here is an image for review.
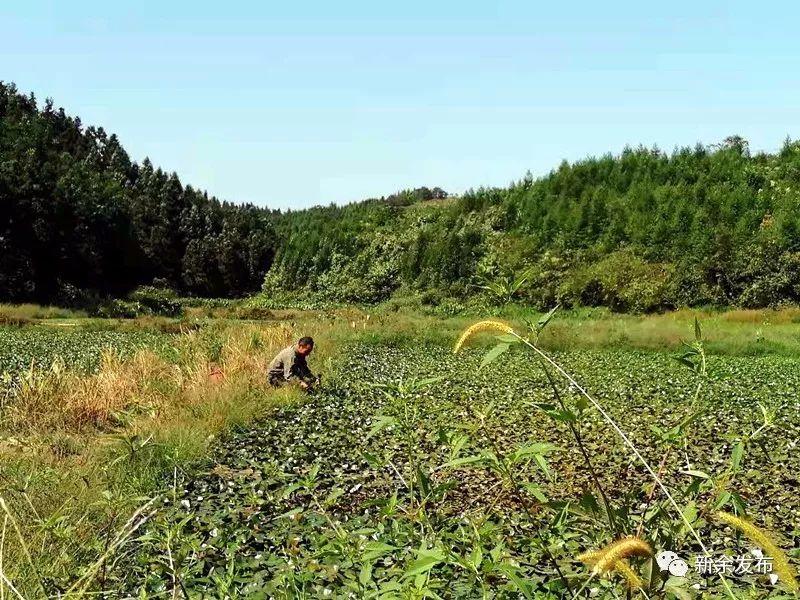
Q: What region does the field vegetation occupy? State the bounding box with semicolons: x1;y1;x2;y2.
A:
4;59;800;600
0;310;357;595
1;305;799;598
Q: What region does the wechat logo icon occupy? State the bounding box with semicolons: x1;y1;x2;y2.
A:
657;550;689;577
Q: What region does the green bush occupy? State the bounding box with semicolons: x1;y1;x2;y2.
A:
128;286;183;317
558;250;675;312
735;249;800;308
90;287;183;319
313;239;403;304
232;306;276;320
376;291;424;313
178;297;235;309
427;297;467;316
93;299;139;319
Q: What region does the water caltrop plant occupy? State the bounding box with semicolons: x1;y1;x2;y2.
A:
453;313;799;598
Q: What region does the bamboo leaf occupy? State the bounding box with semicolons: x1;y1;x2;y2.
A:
536;305;560;333
533;454;552;481
682;469;711;480
440;454;486;469
494;334;519;343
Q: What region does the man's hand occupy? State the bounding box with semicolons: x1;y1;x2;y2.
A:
299;380;310;390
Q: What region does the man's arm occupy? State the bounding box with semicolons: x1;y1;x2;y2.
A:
298;361;314;381
292;356;314;385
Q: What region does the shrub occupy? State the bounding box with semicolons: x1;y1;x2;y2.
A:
93;299;139;319
558;250;675;312
89;288;183;319
179;297;235;309
232;306;276;320
733;248;800;308
55;282;101;310
376;291;424;313
128;287;183;318
427;297;467;316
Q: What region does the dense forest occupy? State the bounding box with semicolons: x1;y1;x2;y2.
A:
264;136;800;311
3;81;800;311
0;82;276;303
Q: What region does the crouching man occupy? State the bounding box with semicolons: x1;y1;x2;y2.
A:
268;336;318;391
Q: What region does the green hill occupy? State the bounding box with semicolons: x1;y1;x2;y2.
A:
265;136;800;311
3;81;800;311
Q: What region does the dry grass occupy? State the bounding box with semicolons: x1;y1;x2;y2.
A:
2;323;300;435
0;318;356;593
520;307;800;356
719;307;800;324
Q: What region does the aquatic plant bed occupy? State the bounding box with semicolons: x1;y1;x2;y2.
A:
114;344;800;598
0;326;172;378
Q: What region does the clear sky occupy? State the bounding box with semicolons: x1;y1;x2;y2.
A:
2;1;798;209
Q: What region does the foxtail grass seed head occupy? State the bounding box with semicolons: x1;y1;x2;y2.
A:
591;537;653;575
611;560;645;589
453;320;516;354
578;546;646;589
716;511;799;593
577;550;602;564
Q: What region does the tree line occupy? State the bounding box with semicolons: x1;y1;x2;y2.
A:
264;135;800;311
3;81;800;311
0;82;276;303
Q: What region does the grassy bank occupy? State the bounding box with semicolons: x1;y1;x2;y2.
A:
365;305;800;357
5;299;800;357
528;306;800;356
0;314;362;594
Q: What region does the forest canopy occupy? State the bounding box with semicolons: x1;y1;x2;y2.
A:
0;82;277;302
3;81;800;311
263;134;800;311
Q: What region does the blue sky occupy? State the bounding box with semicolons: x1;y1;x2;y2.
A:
2;1;798;209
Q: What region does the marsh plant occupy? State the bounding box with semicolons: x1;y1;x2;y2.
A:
449;313;798;598
108;315;797;599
